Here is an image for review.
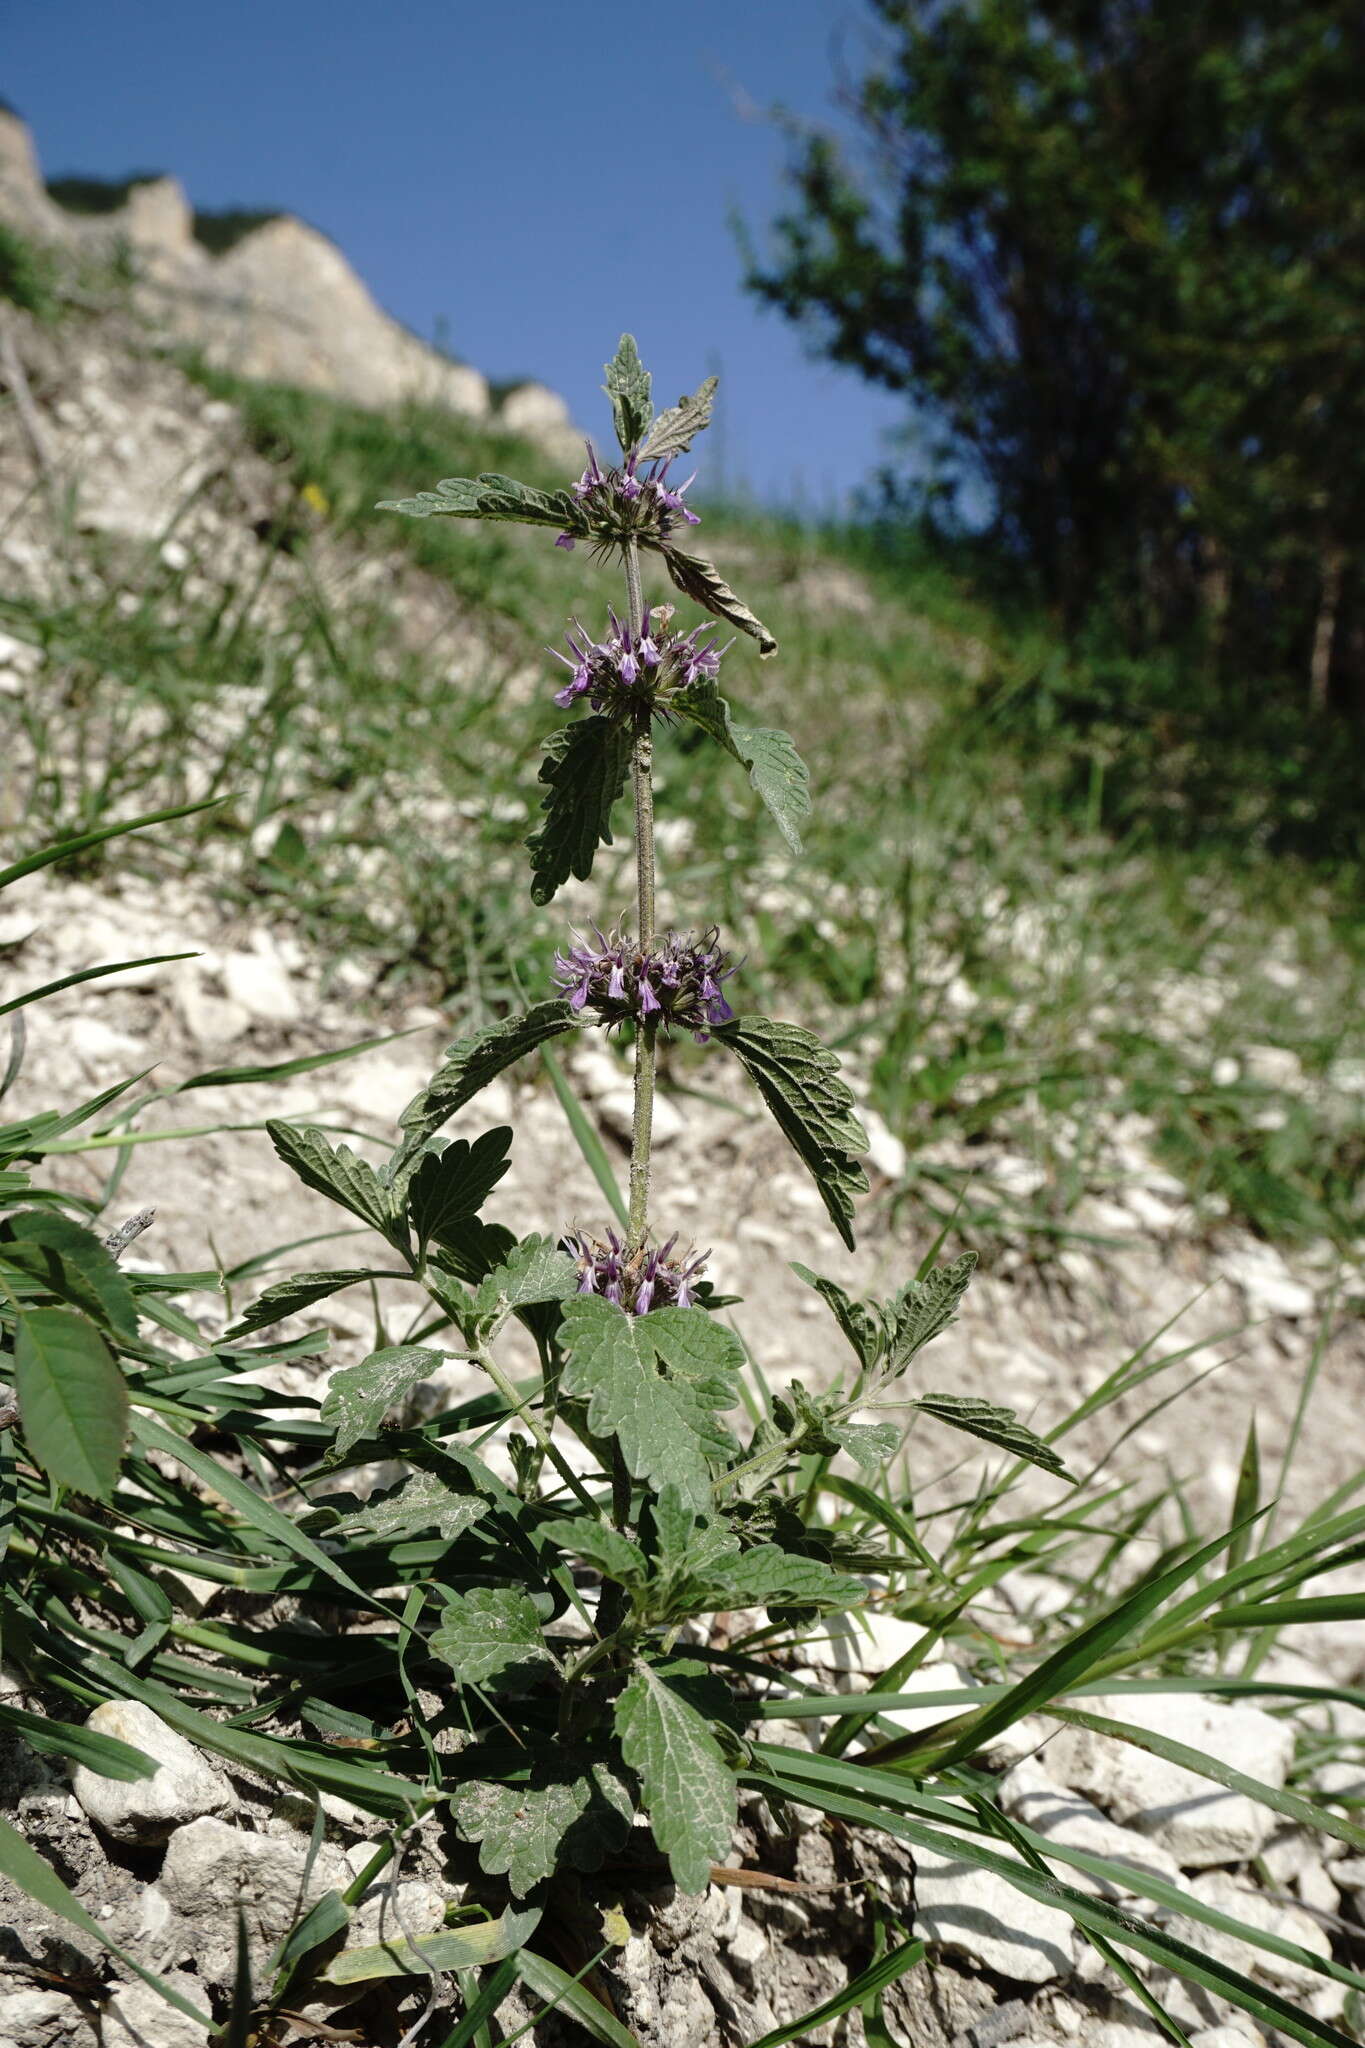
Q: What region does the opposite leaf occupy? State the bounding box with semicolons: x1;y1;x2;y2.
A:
639;376;718;462
654;543;778;657
559;1298;742;1509
712;1018;868;1250
525;716;633;907
407;1128;513;1252
453;1758;634;1897
431;1585;554;1690
887;1252;978;1371
329;1469;491;1542
790;1263;881;1368
376;472;588;537
472;1236;579;1333
223;1268;384;1341
319;1345;453;1456
267;1124;398;1243
615;1660;736;1894
675;681;810;854
912;1393;1072;1482
398;1001;579;1159
603;333;653;455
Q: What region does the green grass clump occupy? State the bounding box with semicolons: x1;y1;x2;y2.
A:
0;220;60;318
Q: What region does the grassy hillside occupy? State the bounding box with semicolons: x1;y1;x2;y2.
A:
5;334;1362;1256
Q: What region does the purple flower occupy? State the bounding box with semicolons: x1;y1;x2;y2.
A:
557;441;703;544
562;1228;710;1317
554;532;576;551
545;605;729;723
550;923;739;1041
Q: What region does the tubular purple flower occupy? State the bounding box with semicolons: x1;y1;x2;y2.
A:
555;533;576;550
550;922;739;1040
562;1228;710;1316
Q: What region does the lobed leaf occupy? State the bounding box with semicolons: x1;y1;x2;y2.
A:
407;1126;512;1252
712;1017;868;1249
640;375;718;462
14;1308;128;1499
603;332;653;454
397;1001;579;1158
655;543;778;657
319;1345;455;1455
526;716;633;907
453;1757;634;1896
376;470;587;536
615;1659;736;1893
430;1585;553;1690
698;1544;865;1613
557;1518;650;1590
266;1123;398;1242
223;1268;384;1340
559;1297;743;1508
329;1468;491;1543
887;1252;978;1370
912;1393;1072;1481
674;680;809;852
472;1235;579;1332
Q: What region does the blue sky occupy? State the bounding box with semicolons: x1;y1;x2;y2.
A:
7;0;910;509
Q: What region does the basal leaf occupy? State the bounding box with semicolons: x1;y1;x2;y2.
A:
266;1123;399;1244
329;1469;491;1543
223;1268;383;1341
14;1307;128;1499
674;681;809;852
887;1252;978;1370
407;1127;513;1252
397;1001;579;1159
615;1659;736;1893
697;1544;865;1613
557;1518;649;1590
712;1018;868;1250
453;1757;634;1897
526;716;633;907
320;1345;455;1455
0;1211;138;1341
790;1263;881;1368
559;1297;742;1508
655;544;778;657
640;375;718;462
377;471;588;538
472;1235;578;1332
430;1585;553;1690
603;332;653;454
912;1393;1073;1481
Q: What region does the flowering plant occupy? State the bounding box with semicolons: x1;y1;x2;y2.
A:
248;338;1065;1909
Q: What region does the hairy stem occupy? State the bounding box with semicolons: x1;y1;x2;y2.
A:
624;534;658;1252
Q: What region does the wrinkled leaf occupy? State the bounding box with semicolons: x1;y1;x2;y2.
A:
472;1235;578;1332
825;1418;901;1472
320;1345;454;1455
615;1659;736;1893
557;1518;650;1590
398;1001;579;1159
912;1393;1072;1481
887;1252;978;1370
560;1298;742;1508
0;1211;138;1340
526;716;633;907
603;332;653;453
377;470;587;536
640;376;718;462
330;1469;491;1542
407;1127;512;1251
712;1018;868;1249
791;1263;881;1368
656;544;778;657
454;1758;634;1896
697;1544;864;1613
266;1123;397;1242
224;1268;383;1341
14;1308;127;1499
430;1585;553;1690
674;681;809;852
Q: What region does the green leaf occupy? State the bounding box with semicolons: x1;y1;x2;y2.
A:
329;1469;492;1543
14;1308;128;1498
826;1420;901;1472
407;1127;512;1251
559;1297;742;1508
319;1345;454;1455
397;1001;579;1158
640;376;718;462
791;1263;882;1368
472;1235;578;1332
266;1123;398;1242
603;333;653;453
272;1889;349;1982
376;470;587;535
674;679;808;851
0;1701;156;1781
514;1949;642;2048
655;544;778;657
712;1017;868;1249
0;795;224;893
557;1518;650;1590
0;1211;138;1340
322;1903;541;1985
429;1215;518;1289
911;1393;1073;1481
223;1268;384;1340
887;1252;978;1368
526;715;634;907
698;1544;865;1613
615;1660;736;1893
430;1585;553;1690
453;1757;634;1896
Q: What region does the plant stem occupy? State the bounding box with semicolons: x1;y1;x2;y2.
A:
624;535;658;1252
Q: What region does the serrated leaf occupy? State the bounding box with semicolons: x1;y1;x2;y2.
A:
615;1660;735;1893
472;1235;578;1331
408;1127;512;1251
319;1345;455;1455
559;1298;742;1508
14;1307;128;1499
697;1544;865;1613
712;1018;868;1250
674;681;810;852
0;1211;138;1341
430;1585;553;1690
655;544;777;657
330;1469;491;1542
825;1419;901;1472
557;1518;649;1589
321;1903;541;1986
526;716;633;907
791;1263;881;1368
912;1393;1073;1481
603;333;652;454
266;1123;398;1242
888;1252;978;1369
454;1758;634;1897
223;1268;382;1340
430;1216;518;1290
398;1001;579;1159
639;376;718;462
377;470;587;536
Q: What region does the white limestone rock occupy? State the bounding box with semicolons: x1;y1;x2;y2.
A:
912;1839;1074;1983
1173;1870;1344;2015
71;1701;235;1844
1000;1757;1182;1901
102;1972;209;2048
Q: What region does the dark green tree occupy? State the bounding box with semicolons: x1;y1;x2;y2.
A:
746;1;1365;709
